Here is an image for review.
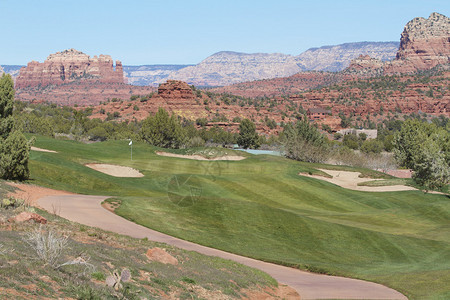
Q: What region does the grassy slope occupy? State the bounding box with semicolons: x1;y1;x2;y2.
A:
28;136;450;299
0;182;276;299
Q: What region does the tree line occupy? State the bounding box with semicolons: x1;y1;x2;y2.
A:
5;80;450;190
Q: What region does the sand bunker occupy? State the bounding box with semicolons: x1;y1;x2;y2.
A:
300;168;417;192
85;164;144;177
31;146;58;153
156;151;246;161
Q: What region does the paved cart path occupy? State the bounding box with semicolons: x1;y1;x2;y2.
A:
38;194;407;300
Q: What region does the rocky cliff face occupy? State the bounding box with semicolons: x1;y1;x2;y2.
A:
395;12;449;68
347;13;449;75
168;51;303;86
15;49;125;89
158;80;196;99
296;42;398;71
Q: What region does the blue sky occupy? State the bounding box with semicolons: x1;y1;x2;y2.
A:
1;0;448;65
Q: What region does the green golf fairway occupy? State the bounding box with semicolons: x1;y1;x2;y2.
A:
28;136;450;299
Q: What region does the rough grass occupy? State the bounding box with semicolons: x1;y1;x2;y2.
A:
25;136;450;299
161;147;249;159
358;178;412;187
0;194;276;299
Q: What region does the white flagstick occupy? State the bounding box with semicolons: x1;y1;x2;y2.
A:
129;140;133;160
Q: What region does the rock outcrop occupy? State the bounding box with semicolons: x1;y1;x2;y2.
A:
345;55;385;76
145;248;178;265
346;13;449;75
15;49;125;89
158;80;196;99
8;212;47;224
394;12;449;70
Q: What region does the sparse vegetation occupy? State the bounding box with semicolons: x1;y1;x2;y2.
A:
0;181;277;299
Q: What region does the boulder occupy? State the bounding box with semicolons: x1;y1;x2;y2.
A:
8;212;47;224
145;247;178;265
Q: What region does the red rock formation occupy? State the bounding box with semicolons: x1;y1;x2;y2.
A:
86;80;288;135
157;80;195;99
394;12;449;70
145;248;178;265
345;55;384;76
288;71;449;123
346;13;449;75
15;49;125;89
15;82;154;106
8;212;47;224
211;72;353;98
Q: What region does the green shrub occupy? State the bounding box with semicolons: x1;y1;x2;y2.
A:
91;272;106;281
361;139;384;154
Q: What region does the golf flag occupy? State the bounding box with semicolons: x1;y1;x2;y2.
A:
129;140;132;146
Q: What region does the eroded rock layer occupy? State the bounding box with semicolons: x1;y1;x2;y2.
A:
346;13;449;75
15;49;124;89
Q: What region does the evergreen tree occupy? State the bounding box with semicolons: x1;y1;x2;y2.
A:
140;108;186;148
283;117;328;163
237;119;259;149
0;74;31;180
394;119;449;191
0;74;14;140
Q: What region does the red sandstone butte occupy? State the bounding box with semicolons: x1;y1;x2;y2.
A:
346;12;450;76
15;49;125;89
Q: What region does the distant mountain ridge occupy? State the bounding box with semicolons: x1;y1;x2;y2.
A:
123;65;193;86
167;41;399;86
4;41;399;87
296;41;399;71
168;51;303;86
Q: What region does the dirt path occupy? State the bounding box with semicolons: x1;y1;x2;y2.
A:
300;169;417;192
6;183;73;208
37;194;407;299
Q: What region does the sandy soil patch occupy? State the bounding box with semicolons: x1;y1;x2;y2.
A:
85;163;144;177
384;169;413;178
156;151;246;161
300;168;417;192
6;182;72;207
30;146;57;153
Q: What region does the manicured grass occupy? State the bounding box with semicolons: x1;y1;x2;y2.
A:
28;136;450;299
